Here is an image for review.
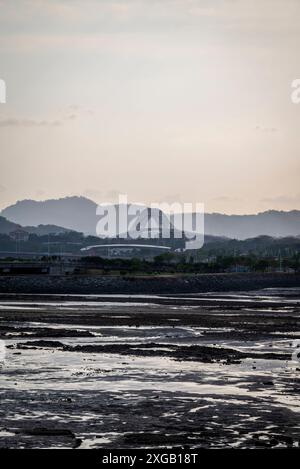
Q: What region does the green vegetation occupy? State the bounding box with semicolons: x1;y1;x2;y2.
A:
0;231;299;274
76;253;300;274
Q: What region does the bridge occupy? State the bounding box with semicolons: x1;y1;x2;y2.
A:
81;244;171;252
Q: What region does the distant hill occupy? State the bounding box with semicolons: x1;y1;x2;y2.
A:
0;216;21;234
204;210;300;239
1;196;300;239
1;196;97;234
0;216;74;236
1;197;180;237
200;234;300;258
24;224;74;236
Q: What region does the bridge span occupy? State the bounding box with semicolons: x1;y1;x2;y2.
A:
81;244;171;252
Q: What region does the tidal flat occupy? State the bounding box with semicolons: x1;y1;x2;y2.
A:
0;288;299;449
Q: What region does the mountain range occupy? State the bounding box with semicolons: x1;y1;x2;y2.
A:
1;196;300;239
0;215;73;236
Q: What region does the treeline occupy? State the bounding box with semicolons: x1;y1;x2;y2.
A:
0;231;182;254
75;253;300;274
1;231;300;274
200;235;300;258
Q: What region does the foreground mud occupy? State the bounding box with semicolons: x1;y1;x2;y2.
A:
0;289;299;449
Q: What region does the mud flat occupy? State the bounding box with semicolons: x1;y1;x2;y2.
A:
0;288;299;449
0;272;299;295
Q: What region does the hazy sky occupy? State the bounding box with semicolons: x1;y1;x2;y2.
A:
0;0;300;214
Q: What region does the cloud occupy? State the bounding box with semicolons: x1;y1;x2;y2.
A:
105;189;123;201
71;105;94;114
212;196;239;202
35;189;45;197
0;110;86;128
84;188;103;201
261;194;300;209
0;118;62;127
65;105;94;119
1;0;299;52
255;125;278;133
152;193;183;204
83;189;124;203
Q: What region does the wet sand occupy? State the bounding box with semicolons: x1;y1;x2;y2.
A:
0;289;299;449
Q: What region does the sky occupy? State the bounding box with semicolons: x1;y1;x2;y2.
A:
0;0;300;214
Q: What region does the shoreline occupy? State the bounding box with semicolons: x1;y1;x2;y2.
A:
0;272;299;294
